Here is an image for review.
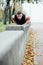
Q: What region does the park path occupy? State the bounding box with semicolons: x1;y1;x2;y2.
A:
31;23;43;65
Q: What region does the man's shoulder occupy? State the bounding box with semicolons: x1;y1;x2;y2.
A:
22;14;25;17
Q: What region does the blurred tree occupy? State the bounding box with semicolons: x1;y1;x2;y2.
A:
12;0;22;14
12;0;15;14
21;0;24;3
3;0;11;24
27;0;32;3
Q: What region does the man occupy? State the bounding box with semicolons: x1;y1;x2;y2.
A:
11;11;30;25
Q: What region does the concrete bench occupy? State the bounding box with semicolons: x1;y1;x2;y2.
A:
6;23;31;42
0;31;26;65
0;23;31;65
6;23;31;31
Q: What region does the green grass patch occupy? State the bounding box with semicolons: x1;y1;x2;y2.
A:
0;22;6;32
0;22;14;32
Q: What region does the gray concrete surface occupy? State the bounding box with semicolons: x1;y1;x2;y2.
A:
6;23;31;31
0;31;24;65
0;23;30;65
31;23;43;65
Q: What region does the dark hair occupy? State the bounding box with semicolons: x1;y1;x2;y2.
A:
17;11;22;15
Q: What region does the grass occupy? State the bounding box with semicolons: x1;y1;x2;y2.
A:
0;22;14;32
0;22;6;32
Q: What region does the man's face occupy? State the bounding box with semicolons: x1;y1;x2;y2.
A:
17;14;22;20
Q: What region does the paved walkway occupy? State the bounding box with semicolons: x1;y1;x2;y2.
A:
31;23;43;65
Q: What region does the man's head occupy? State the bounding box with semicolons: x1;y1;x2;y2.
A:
16;11;22;20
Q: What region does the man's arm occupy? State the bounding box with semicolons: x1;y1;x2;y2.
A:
11;15;16;24
25;16;30;24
